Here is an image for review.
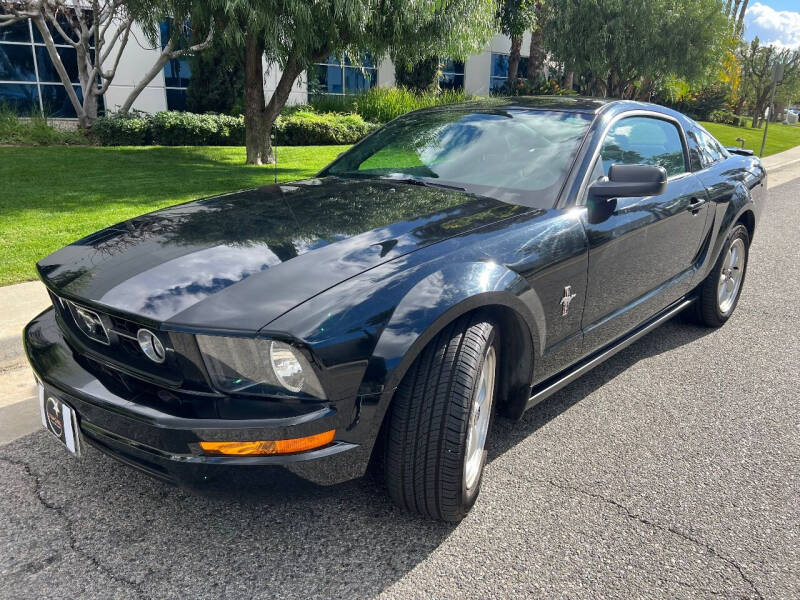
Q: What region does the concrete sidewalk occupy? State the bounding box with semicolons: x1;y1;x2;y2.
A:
2;142;800;442
762;142;800;172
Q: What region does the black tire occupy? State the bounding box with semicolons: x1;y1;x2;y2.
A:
690;224;750;327
384;314;499;522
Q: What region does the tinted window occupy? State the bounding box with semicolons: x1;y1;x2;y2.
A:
440;59;464;91
40;84;81;117
0;43;37;81
311;54;376;96
325;108;593;206
0;83;39;112
600;117;687;177
0;11;30;42
35;45;80;83
490;53;529;91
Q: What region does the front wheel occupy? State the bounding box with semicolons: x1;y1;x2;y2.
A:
690;224;750;327
384;315;499;522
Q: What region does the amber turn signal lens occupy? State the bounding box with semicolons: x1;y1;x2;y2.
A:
199;430;335;456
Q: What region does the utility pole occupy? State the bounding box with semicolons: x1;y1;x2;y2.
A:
760;62;785;158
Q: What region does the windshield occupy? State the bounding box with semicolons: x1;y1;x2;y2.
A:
322;107;594;206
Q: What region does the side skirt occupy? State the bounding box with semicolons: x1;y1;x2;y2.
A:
524;297;695;412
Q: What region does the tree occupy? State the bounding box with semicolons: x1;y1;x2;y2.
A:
203;0;495;165
498;0;534;84
185;32;244;114
739;38;800;128
394;56;441;93
544;0;730;99
526;0;546;85
725;0;750;36
0;0;212;128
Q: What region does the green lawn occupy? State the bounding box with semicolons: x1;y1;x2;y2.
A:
0;145;348;286
699;120;800;157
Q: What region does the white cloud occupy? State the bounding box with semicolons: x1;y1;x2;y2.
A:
745;2;800;49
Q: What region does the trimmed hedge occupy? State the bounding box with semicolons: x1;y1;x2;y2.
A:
90;115;151;145
90;109;374;146
708;110;748;128
274;110;377;145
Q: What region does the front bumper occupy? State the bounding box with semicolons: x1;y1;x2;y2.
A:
24;308;374;486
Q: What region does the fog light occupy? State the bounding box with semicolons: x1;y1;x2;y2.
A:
199;430;335;456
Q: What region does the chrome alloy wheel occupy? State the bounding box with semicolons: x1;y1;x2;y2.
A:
717;237;746;315
463;345;496;492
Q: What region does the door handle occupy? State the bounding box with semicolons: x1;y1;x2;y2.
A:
687;197;706;214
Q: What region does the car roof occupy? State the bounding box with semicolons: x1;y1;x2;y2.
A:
414;96;690;120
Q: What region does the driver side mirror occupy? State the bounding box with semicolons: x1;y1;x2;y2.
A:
587;164;668;202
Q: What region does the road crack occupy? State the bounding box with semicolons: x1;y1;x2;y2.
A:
548;479;764;600
0;454;150;599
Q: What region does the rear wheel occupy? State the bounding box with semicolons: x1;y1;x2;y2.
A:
690;224;750;327
384;314;498;522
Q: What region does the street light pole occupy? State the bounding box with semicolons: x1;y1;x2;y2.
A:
760;62;785;158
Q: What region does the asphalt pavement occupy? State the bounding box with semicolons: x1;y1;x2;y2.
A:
1;175;798;599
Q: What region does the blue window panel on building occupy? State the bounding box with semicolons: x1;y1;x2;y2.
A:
40;84;80;117
344;66;374;93
312;54;376;96
439;73;464;91
440;59;465;91
0;14;30;43
0;43;37;81
32;12;83;44
164;57;191;88
35;46;81;83
165;88;187;111
315;63;344;94
161;20;191;110
490;53;529;91
0;83;40;112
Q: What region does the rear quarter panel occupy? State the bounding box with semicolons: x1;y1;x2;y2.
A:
692;154;765;282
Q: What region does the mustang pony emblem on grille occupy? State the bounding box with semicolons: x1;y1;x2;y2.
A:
560;285;576;317
65;301;110;345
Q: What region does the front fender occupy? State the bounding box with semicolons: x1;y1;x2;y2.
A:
368;261;541;404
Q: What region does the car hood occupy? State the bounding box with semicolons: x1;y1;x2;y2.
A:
38;177;530;331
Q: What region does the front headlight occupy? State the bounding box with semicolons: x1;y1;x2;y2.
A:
195;335;326;399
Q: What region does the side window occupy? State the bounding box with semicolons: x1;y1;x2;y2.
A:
600;117;688;178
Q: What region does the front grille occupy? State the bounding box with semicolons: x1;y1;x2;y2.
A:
49;292;194;389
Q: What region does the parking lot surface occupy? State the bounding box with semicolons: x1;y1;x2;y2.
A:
1;176;798;599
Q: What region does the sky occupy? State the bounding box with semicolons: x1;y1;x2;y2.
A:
743;1;800;49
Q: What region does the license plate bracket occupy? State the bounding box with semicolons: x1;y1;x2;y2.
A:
38;383;82;456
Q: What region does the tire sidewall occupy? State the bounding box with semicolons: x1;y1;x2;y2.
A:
713;225;750;321
460;325;500;511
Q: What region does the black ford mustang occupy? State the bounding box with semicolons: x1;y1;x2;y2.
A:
25;97;766;521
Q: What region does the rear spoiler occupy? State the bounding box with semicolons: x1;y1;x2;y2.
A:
726;146;755;157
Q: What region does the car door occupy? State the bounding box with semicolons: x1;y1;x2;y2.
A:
580;114;710;354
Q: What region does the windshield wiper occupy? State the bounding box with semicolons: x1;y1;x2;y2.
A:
379;175;468;193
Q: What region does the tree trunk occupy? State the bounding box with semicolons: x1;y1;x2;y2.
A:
262;52;304;164
507;35;522;84
736;0;750;34
30;16;85;125
527;1;546;85
244;30;267;165
564;70;574;90
119;40;175;115
735;94;746;115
